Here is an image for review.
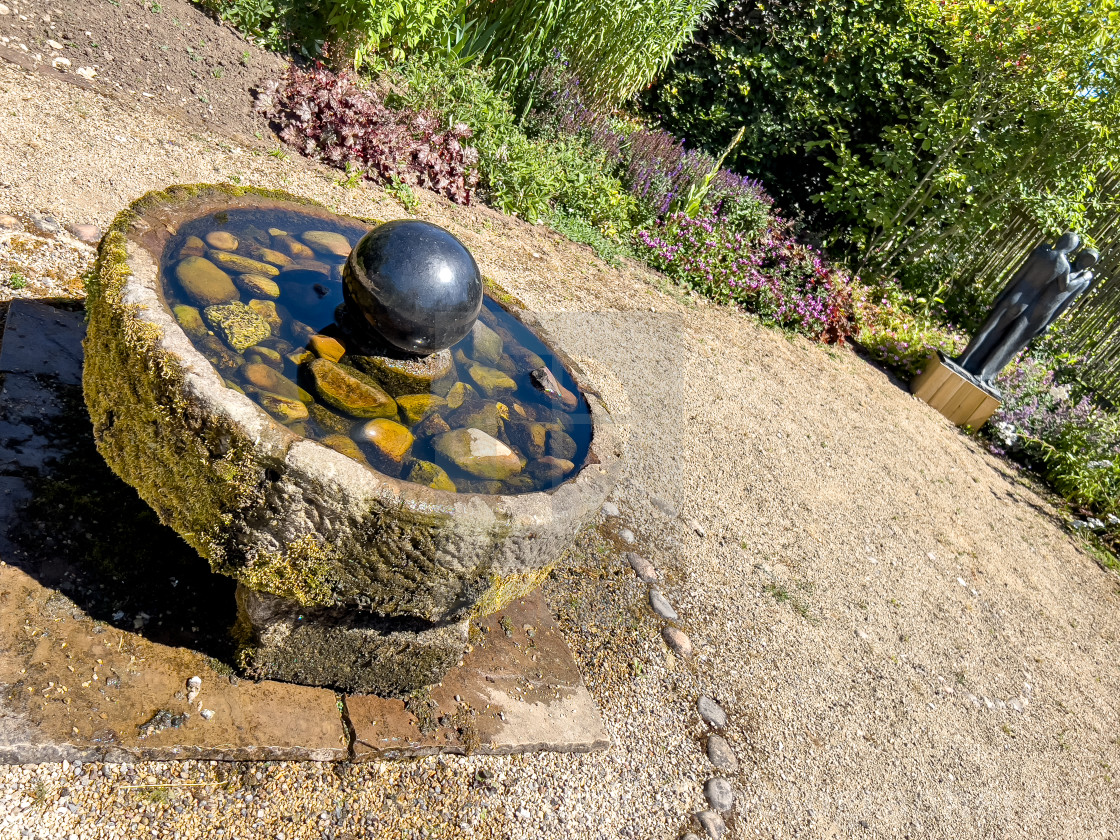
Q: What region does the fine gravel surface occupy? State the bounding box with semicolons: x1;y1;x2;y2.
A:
1;53;1119;840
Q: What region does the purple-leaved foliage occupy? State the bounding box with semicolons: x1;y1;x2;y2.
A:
255;66;479;205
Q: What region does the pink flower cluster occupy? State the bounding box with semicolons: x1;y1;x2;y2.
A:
635;213;856;342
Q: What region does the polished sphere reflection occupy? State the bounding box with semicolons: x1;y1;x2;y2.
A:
343;220;483;356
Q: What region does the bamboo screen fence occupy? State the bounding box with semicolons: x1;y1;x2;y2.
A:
938;169;1120;402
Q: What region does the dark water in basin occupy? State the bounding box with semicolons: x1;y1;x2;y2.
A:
158;208;591;495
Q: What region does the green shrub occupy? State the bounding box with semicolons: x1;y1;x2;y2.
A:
853;280;967;378
196;0;326;53
327;0;460;66
548;212;636;266
461;0;716;109
390;59;638;234
644;0;941;223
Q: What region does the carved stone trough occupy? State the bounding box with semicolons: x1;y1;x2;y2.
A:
83;185;620;695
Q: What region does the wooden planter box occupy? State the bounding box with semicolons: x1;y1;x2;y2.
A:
910;353;1001;429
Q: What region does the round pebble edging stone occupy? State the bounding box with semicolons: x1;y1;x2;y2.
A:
627;552;658;582
696;810;727;839
662;625;693;658
697;696;727;729
649;589;679;621
706;734;739;773
704;778;734;812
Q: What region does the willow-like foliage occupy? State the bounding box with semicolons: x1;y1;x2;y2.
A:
461;0;716;108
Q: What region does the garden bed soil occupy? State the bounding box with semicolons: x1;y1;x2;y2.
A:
0;0;285;141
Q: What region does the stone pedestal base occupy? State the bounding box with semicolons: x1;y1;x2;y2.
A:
235;586;469;697
911;353;1001;429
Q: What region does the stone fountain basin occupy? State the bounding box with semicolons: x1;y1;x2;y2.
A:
84;185;620;694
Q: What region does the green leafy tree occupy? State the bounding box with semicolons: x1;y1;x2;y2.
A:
644;0;945;223
827;0;1120;285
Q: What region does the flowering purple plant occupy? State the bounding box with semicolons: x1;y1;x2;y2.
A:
635;212;856;342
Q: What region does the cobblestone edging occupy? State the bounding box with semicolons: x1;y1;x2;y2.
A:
603;504;738;840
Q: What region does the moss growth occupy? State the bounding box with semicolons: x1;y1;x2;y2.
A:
85;191;266;576
469;565;554;619
239;533;336;605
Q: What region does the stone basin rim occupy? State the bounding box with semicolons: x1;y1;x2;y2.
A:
115;184;620;521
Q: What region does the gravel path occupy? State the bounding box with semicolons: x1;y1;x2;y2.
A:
1;58;1119;840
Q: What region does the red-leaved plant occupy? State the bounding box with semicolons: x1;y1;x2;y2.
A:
255;65;479;205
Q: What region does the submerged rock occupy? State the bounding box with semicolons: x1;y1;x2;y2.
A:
203;301;272;352
204;230;238;251
248;244;294;267
306;358;397;419
209;250;281;277
173;304;207;338
271;232;315;260
411;411;451;440
245;346;284;371
547;428;578;461
308;402;355;435
301;229;352;257
357;418;415;463
179;235;207;258
507;420;548;459
176;256;238;307
433;428;523;480
242;362;301;400
247;298;282;332
258;392;309;423
467;363;517;397
234;273;281;299
320;433;369;465
470;320;503;365
528;456;574;482
447;400;504;438
397;393;445;426
445;381;477;409
308;334;346;363
407;460;457;492
198;335;243;372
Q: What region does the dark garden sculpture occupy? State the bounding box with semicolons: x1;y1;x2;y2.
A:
956;233;1101;382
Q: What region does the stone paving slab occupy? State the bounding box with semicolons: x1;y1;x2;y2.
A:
0;300;607;762
348;594;609;759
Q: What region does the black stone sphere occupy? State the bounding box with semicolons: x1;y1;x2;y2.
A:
343;220;483;356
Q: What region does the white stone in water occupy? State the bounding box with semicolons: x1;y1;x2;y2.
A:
467;428;513;458
618;528;635;544
201;709;215;721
